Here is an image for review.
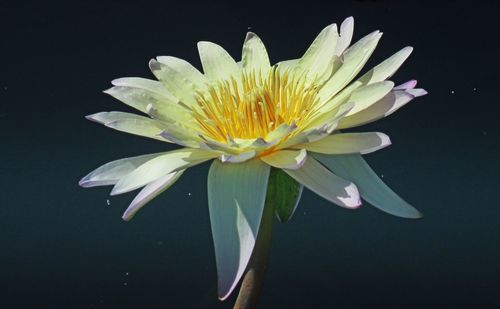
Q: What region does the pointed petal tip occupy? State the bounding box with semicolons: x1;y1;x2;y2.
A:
245;31;258;41
346;182;362;209
78;178;89;187
148;58;161;71
85;113;103;123
121;212;134;221
403;46;414;54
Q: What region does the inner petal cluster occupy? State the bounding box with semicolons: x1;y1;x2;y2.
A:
192;67;321;143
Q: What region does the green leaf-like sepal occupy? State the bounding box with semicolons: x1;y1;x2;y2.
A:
266;168;303;223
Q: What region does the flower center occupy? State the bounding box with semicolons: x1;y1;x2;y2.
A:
193;67;320;143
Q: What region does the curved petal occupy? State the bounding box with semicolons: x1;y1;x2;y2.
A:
261;149;307;170
122;170;184;221
318;31;382;101
103;85;192;124
346;81;394;116
338;80;427;129
241;32;271;75
358;46;413;85
111;148;218;195
149;59;201;107
220;151;256;163
335;17;354;56
283;156;361;209
156;56;209;91
313;153;422;218
298;23;338;81
197;41;241;81
338;89;413;129
86;111;167;141
79;152;166;188
207;159;270;300
301;132;391;155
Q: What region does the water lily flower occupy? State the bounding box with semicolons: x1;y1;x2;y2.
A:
80;16;427;301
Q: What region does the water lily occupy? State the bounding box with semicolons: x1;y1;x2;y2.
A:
80;16;426;302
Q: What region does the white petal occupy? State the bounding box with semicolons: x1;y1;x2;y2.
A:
207;159;270;300
86;111;166;141
103;85;191;124
241;32;271;75
122;170;184;221
283;156;361;209
313;153;422;218
261;149;307;170
149;59;201;107
111;149;218;195
335;16;354;56
79;153;166;188
197;41;241;81
301;132;391;155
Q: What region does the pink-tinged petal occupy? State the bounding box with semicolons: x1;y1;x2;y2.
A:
406;88;428;97
313;153;422;218
394;79;418;90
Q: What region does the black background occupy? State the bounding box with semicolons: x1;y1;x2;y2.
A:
1;0;499;307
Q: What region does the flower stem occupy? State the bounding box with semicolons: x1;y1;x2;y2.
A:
234;196;275;309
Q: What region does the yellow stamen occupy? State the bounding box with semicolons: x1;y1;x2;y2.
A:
193;67;321;143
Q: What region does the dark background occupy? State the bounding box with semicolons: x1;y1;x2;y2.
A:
1;0;499;307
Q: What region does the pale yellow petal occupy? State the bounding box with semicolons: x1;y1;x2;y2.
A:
197;41;241;81
241;32;271;75
335;17;354;56
300;132;391;154
156;56;209;91
260;149;307;170
298;23;338;82
318;31;382;101
149;59;200;107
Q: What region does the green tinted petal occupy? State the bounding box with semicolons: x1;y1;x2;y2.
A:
207;159;270;300
313;153;422;218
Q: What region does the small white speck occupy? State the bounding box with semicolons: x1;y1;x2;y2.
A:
247;26;252;30
380;174;385;178
473;87;477;91
451;90;455;94
106;199;111;206
123;282;128;286
187;192;192;196
125;272;129;276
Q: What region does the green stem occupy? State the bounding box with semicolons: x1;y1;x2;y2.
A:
234;197;275;309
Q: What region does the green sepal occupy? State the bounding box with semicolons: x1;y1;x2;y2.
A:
265;168;303;223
